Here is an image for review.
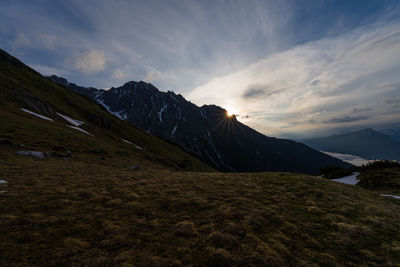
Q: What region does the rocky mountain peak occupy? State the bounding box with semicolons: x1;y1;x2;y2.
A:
50;75;350;174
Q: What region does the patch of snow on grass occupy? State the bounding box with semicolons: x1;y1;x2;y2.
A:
16;151;46;159
122;138;133;145
67;125;94;136
134;144;144;150
380;194;400;199
21;108;53;121
332;172;360;185
56;112;84;126
121;139;144;150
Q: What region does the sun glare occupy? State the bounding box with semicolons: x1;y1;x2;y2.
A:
225;105;237;117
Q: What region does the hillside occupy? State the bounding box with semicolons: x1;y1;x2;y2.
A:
0;49;213;173
1;49;400;266
303;128;400;162
50;75;350;174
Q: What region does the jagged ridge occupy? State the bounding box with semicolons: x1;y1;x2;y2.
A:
49;75;351;174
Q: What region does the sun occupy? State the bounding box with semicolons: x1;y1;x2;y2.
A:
225;105;237;117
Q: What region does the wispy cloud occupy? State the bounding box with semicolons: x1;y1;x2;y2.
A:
188;21;400;138
323;116;369;124
71;50;106;74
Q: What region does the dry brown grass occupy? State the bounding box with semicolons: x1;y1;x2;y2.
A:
1;150;400;266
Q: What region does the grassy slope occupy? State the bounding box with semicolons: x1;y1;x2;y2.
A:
1;155;400;266
0;49;213;172
1;50;400;266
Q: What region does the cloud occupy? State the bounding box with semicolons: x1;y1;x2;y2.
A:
242;85;268;99
72;50;106;74
29;64;70;77
112;69;126;80
143;67;175;85
11;32;32;48
323;116;369;124
188;21;400;137
352;107;370;113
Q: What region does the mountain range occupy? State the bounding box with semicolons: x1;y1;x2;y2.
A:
49;75;349;174
303;128;400;162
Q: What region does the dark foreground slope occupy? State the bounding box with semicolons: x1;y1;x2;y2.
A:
1;156;400;266
50;76;350;174
0;49;213;172
303;128;400;161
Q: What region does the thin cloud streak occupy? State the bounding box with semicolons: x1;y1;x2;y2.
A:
188;21;400;138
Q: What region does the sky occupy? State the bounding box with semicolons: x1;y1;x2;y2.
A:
0;0;399;138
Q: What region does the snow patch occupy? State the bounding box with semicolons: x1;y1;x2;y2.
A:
96;99;127;120
56;112;84;126
157;103;168;123
21;108;53;121
171;123;178;136
67;125;93;136
0;180;6;193
121;139;144;150
169;93;178;102
332;172;360;185
16;150;46;159
122;138;133;145
200;108;207;119
380;194;400;199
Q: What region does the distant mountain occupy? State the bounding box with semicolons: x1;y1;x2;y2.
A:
303;128;400;161
49;75;350;174
380;128;400;142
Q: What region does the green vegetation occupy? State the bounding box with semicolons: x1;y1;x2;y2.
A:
356;161;400;195
359;160;400;171
320;166;354;179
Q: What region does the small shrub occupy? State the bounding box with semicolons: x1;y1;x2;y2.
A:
320;166;353;179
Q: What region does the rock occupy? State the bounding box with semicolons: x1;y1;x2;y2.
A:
130;165;140;171
16;150;47;159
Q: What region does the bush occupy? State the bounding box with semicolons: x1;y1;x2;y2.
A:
320;166;353;179
359;160;400;171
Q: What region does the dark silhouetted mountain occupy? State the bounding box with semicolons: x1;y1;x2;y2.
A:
303;128;400;161
49;75;350;174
